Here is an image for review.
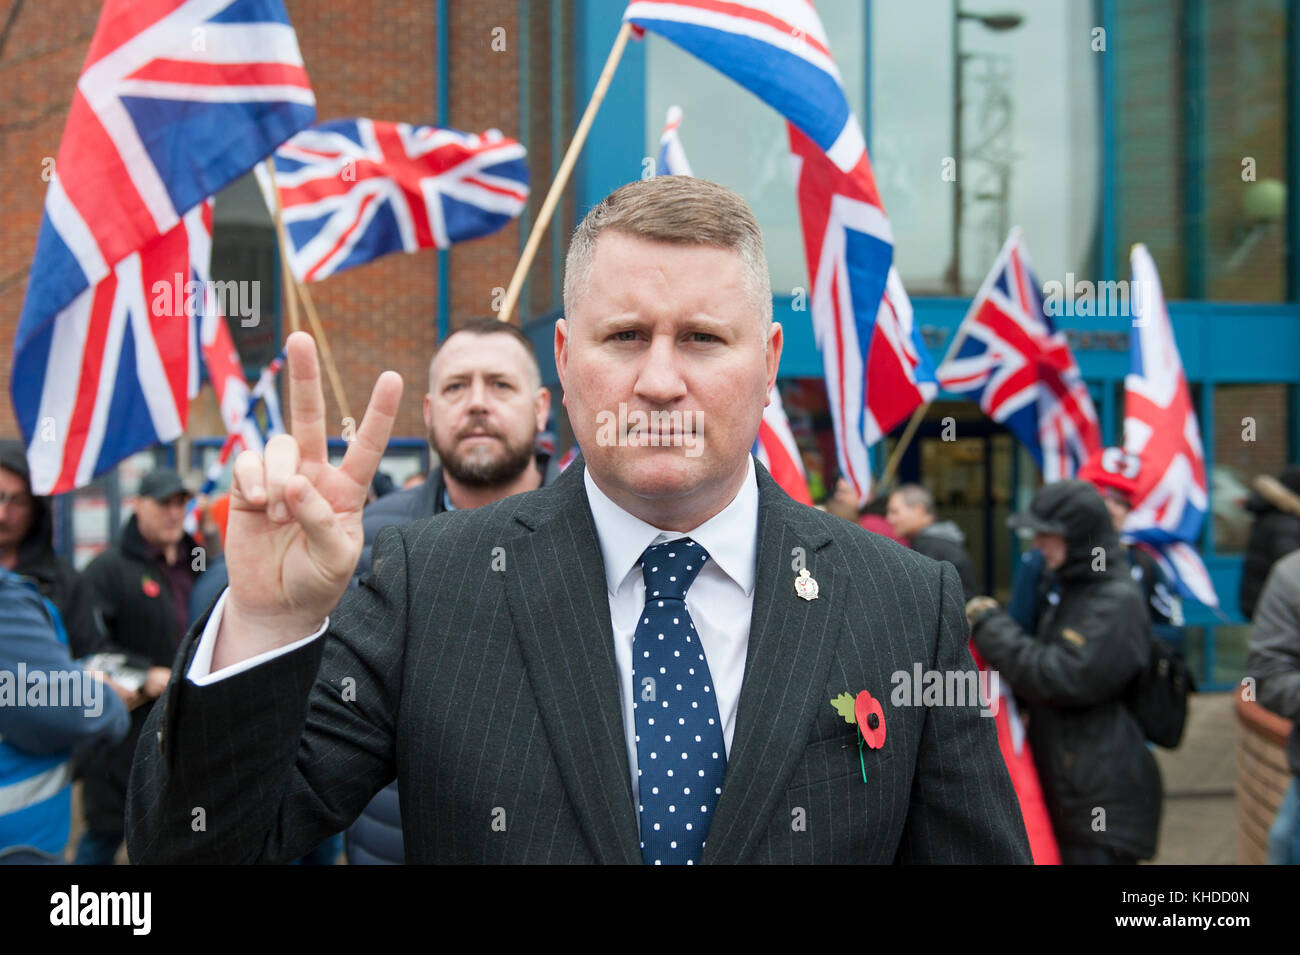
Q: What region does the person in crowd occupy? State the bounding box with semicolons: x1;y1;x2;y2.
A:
824;477;901;542
1009;448;1184;646
65;467;200;864
1241;464;1300;620
966;479;1162;864
0;442;79;618
189;494;231;627
346;316;554;865
1;565;133;864
886;483;978;599
1247;549;1300;864
127;175;1029;865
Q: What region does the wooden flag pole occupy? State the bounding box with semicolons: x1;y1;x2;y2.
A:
498;20;634;324
295;281;352;425
878;402;929;490
263;158;352;425
265;158;301;335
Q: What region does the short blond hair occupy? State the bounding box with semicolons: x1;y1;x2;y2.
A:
563;176;772;325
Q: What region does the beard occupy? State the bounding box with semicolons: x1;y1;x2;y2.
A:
432;422;537;489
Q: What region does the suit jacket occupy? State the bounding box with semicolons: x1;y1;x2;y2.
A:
126;461;1031;864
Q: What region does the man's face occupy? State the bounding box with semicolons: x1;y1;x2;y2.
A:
886;493;926;539
424;333;549;487
0;467;34;552
1034;531;1068;570
135;494;188;549
555;232;781;514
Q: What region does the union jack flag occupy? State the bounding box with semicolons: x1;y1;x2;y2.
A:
937;229;1102;482
753;385;813;506
1122;245;1218;608
789;123;936;502
657;105;694;176
625;0;867;173
255;120;529;283
11;0;314;494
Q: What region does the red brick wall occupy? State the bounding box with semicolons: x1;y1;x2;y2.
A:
0;0;565;447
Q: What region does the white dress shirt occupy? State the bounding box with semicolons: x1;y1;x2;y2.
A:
188;460;760;809
583;457;758;804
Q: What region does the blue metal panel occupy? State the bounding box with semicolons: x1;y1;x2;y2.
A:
436;0;449;341
1290;0;1300;301
574;0;646;219
1099;0;1117;281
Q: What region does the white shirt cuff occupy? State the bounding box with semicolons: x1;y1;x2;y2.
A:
186;588;330;686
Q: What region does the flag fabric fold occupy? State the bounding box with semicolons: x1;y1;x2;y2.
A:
1122;245;1218;609
255;119;529;283
789;123;935;502
12;0;315;494
937;228;1102;482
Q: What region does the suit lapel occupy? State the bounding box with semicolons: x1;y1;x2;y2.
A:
501;465;642;864
702;465;844;864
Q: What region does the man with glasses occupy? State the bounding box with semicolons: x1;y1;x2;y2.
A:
66;467;201;864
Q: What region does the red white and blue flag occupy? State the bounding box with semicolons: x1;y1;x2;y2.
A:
657;105;694;176
753;385;813;506
626;0;867;173
11;0;315;494
1122;245;1218;608
256;120;529;283
937;229;1102;482
789;123;936;502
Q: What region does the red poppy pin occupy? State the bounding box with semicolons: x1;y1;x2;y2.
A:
141;575;160;598
831;689;887;783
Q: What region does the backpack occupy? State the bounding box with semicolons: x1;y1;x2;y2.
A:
1125;632;1195;748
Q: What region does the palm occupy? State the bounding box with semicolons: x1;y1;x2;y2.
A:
225;332;403;627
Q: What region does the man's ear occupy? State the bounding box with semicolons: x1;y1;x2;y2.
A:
534;386;552;434
765;322;783;395
422;392;433;433
554;318;569;392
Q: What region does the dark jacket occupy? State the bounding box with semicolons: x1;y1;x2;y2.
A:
127;461;1031;864
971;480;1162;860
347;456;556;864
65;515;199;833
1240;469;1300;620
910;520;978;601
1247;549;1300;776
0;443;79;618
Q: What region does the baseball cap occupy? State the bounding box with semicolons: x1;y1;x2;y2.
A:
138;468;192;501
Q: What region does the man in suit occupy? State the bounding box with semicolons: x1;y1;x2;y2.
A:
127;176;1030;864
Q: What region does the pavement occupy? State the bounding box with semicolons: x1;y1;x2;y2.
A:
1150;692;1238;864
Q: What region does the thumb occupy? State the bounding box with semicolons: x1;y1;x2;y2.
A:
283;473;351;572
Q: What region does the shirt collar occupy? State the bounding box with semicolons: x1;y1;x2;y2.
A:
583;456;758;598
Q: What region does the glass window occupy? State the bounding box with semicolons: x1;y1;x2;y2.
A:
1212;383;1290;553
875;0;1100;294
1114;0;1289;301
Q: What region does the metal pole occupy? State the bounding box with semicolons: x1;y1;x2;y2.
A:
952;3;962;295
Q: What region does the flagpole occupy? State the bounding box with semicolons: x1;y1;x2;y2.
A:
498;20;634;324
878;403;928;490
265;159;301;336
295;281;352;425
263;158;353;427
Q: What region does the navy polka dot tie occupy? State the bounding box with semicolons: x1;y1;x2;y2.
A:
632;537;726;865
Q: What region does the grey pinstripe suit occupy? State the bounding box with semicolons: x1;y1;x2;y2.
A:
126;461;1032;864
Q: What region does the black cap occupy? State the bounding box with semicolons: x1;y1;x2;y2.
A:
138;468;191;501
1006;510;1068;537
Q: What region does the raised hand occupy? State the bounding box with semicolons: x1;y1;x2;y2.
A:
215;332;403;669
